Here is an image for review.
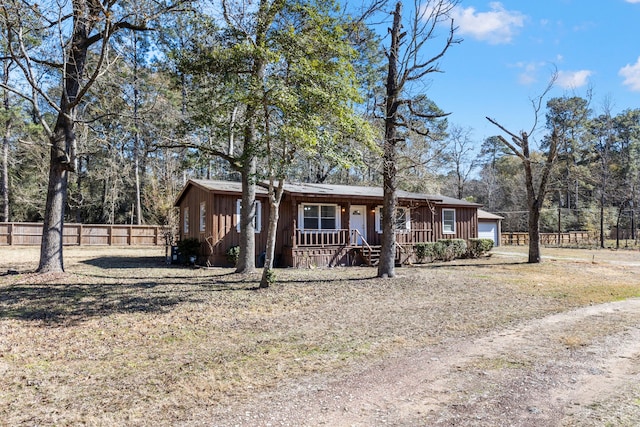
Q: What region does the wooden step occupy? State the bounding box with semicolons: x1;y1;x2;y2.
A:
363;246;381;266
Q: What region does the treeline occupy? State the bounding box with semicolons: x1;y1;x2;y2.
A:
462;99;640;240
1;1;638;244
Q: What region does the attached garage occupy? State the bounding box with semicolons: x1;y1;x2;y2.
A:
478;210;503;246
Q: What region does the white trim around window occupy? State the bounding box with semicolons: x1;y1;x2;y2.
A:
183;206;189;233
199;201;206;232
375;206;411;233
236;199;262;233
443;208;456;234
297;203;341;230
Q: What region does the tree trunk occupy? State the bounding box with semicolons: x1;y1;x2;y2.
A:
38;129;71;273
134;148;143;224
615;204;624;249
133;38;144;225
527;201;541;263
377;2;402;279
631;206;636;241
260;181;283;288
1;63;10;222
37;0;90;273
1;121;8;222
600;194;605;249
1;59;11;222
75;156;83;223
236;157;257;274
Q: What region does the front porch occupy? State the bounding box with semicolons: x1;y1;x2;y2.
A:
281;228;433;268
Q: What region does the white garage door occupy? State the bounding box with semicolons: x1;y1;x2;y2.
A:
478;221;498;244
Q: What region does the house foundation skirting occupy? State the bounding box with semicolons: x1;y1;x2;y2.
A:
283;246;362;268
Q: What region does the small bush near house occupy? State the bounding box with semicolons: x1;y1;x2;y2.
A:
226;245;240;266
177;238;201;264
467;238;494;258
415;243;437;263
434;239;467;262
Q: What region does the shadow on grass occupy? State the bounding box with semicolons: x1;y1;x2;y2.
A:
0;283;193;325
0;272;268;325
81;256;165;269
411;260;528;269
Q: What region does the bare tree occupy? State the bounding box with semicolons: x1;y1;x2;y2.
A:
0;0;187;272
444;124;477;200
486;77;559;263
1;58;11;222
378;0;460;278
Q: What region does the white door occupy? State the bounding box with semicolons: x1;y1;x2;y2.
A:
478;221;498;245
350;205;367;245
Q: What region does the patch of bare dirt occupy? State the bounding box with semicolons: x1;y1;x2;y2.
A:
210;299;640;426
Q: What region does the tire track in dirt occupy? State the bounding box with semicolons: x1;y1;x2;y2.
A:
211;298;640;426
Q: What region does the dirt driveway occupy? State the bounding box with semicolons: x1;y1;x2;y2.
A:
212;249;640;426
213;300;640;427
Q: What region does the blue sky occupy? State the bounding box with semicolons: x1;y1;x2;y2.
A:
414;0;640;146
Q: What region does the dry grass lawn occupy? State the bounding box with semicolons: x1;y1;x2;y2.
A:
1;245;639;425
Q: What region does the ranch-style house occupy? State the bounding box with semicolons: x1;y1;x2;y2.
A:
174;179;488;267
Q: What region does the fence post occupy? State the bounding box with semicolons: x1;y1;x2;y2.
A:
8;222;12;246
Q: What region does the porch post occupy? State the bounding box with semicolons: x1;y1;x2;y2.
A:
291;197;297;248
346;201;351;245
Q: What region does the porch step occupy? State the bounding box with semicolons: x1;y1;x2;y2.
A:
362;246;408;267
364;246;381;266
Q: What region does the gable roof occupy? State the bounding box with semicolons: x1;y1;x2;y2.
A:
281;182;480;207
477;209;504;220
173;179;269;206
174;179;481;208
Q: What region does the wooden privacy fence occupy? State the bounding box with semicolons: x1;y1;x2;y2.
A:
0;223;171;246
501;231;594;246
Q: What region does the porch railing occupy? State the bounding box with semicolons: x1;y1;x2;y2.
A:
293;229;350;247
291;228;433;247
394;229;433;245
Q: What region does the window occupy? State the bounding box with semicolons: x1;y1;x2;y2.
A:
183;207;189;233
199;201;206;232
298;204;340;230
375;206;410;233
443;209;456;234
236;199;262;233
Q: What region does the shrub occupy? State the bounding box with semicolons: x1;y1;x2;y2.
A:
434;239;467;262
177;237;201;265
415;242;437;263
226;245;240;266
264;268;277;286
177;238;200;257
467;238;494;258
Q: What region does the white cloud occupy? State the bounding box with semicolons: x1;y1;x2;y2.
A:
451;2;525;44
516;62;541;85
625;0;640;3
620;57;640;91
556;70;592;89
512;61;547;85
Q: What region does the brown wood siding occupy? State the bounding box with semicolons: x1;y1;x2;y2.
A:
178;185;211;241
179;186;272;265
433;206;478;241
275;198;294;265
410;205;435;230
179;183;479;267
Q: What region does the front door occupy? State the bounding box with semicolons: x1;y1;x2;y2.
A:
350;205;366;245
